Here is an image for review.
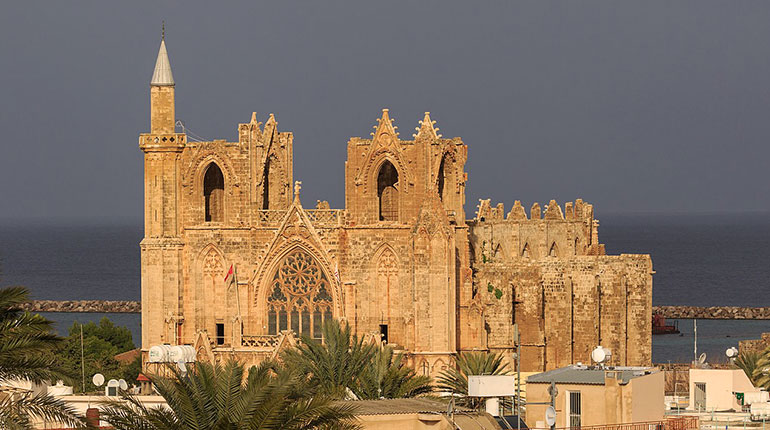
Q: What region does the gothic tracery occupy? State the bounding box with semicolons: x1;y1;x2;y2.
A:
266;249;333;338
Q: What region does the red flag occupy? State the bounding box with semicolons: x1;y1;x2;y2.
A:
224;264;234;283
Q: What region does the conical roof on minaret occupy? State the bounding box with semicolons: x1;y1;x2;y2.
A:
150;38;174;86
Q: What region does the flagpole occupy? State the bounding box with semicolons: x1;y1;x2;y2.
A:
234;263;241;320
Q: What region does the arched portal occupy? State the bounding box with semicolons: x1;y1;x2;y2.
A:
203;163;224;222
377;161;399;221
265;248;334;339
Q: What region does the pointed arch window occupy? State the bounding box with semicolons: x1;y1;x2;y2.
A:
203;163;224;222
377;161;399;221
437;157;446;201
522;243;531;259
549;242;558;257
266;249;334;338
262;158;271;210
437;154;453;202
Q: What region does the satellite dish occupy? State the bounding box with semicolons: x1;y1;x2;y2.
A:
177;360;188;376
118;379;128;391
92;373;105;387
698;353;707;364
591;346;611;364
545;406;557;427
726;347;739;358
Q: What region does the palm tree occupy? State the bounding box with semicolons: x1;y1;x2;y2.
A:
101;360;359;430
436;351;510;408
281;319;376;399
751;348;770;389
282;320;433;400
0;286;83;429
353;345;433;400
734;350;761;385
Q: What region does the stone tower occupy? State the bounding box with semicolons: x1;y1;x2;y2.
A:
139;34;186;348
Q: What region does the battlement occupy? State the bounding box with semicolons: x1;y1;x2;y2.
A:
472;198;594;224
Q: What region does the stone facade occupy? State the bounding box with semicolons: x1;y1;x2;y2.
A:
139;39;653;375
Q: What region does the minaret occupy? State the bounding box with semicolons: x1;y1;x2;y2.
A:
139;27;185;354
150;27;175;134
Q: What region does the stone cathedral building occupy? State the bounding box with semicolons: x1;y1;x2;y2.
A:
140;37;653;375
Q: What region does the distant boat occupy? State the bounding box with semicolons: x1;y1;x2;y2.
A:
653;313;680;335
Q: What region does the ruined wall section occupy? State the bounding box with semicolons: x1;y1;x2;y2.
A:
473;255;652;372
467;199;651;372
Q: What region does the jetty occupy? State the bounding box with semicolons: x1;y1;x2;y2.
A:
22;300;140;313
18;301;770;319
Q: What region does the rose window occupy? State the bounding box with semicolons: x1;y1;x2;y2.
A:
267;249;333;338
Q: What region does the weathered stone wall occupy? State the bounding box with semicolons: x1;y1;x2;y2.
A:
466;199;653;371
739;333;770;355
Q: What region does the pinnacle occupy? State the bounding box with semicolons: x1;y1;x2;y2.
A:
150;38;175;86
414;111;440;139
371;108;398;139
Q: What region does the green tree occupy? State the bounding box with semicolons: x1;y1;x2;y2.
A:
0;286;83;429
353;345;433;400
734;350;761;385
281;319;376;399
100;360;359;430
436;351;510;408
752;348;770;389
57;317;137;392
281;319;433;400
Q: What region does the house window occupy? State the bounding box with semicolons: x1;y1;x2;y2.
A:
694;382;707;411
216;323;225;345
568;391;581;428
379;324;389;343
377;161;399;221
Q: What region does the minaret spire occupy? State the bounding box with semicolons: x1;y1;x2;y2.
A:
150;23;174;86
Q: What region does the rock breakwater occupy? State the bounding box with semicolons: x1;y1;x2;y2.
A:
16;302;770;319
654;305;770;320
22;300;141;313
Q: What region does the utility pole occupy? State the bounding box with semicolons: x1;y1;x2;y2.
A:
514;323;521;430
550;381;557;430
80;323;85;393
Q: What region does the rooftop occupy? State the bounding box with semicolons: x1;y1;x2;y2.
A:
336;398;456;415
527;365;658;386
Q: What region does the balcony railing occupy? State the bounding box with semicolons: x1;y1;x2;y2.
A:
241;335;281;349
256;209;343;226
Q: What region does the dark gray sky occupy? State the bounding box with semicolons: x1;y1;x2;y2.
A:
2;1;770;222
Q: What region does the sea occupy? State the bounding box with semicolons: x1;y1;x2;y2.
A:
1;213;769;364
